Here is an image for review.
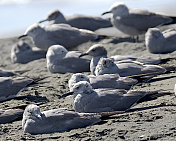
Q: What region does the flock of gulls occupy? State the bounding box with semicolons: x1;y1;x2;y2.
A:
1;2;176;135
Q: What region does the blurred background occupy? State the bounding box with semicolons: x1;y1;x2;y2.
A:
0;0;176;38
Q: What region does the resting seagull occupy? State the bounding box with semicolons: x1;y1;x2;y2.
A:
39;9;112;31
11;40;46;64
69;73;137;91
79;44;163;75
95;58;166;77
46;45;91;73
0;77;33;102
22;104;102;134
61;81;172;113
18;23;97;50
145;28;176;54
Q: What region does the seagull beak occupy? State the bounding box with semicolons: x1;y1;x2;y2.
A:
79;53;89;58
18;34;28;39
101;11;111;16
60;91;74;98
38;19;48;23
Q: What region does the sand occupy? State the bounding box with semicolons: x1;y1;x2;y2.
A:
0;25;176;140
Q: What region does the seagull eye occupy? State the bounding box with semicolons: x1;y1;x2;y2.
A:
92;49;95;52
75;86;80;90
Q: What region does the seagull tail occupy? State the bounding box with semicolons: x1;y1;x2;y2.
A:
169;16;176;25
163;65;176;73
14;69;30;74
164;16;176;25
26;76;50;86
137;91;173;104
159;57;175;64
98;111;125;119
94;35;110;41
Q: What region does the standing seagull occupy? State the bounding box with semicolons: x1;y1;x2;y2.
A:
145;28;176;54
18;23;97;50
61;81;171;113
102;2;176;36
46;45;91;73
39;9;112;31
0;77;33;102
22;104;101;134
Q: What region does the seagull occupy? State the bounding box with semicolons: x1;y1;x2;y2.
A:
69;73;137;91
0;69;16;77
79;44;163;75
46;45;91;73
11;40;46;64
18;23;97;50
0;108;24;124
0;69;28;77
0;77;33;102
145;28;176;54
22;104;102;134
38;9;112;31
95;58;166;77
61;81;171;113
39;9;67;25
102;2;176;36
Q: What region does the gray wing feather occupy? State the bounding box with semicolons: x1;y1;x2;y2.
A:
67;14;112;31
118;10;172;31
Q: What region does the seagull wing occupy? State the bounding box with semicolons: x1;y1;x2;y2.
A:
117;9;172;31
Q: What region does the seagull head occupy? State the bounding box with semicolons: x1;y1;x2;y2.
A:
69;73;90;91
18;23;44;39
79;44;107;58
46;45;68;59
146;28;163;39
15;41;32;52
99;58;115;68
39;9;66;23
61;81;93;98
102;2;129;17
23;104;42;119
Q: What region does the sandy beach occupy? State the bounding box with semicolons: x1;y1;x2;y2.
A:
0;24;176;140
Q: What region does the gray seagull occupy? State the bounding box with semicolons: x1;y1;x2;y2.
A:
102;2;176;36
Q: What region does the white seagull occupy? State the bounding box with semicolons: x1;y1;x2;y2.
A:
69;73;137;91
46;45;91;73
22;104;101;134
145;28;176;54
95;58;166;77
